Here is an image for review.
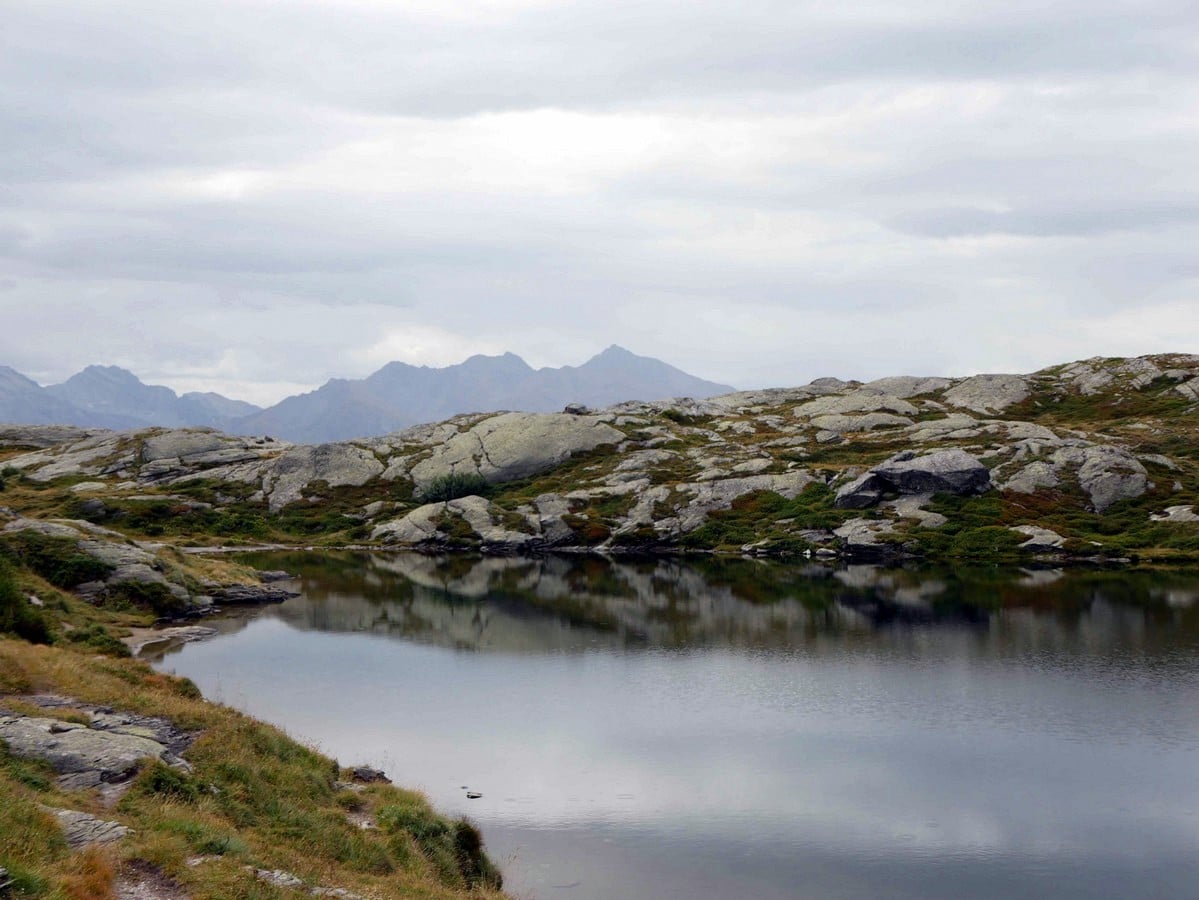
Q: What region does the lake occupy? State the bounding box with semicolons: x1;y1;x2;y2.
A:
151;553;1199;899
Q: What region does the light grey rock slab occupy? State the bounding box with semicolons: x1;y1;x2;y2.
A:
50;808;132;848
904;413;982;442
263;444;386;512
1011;525;1067;551
809;412;914;433
674;471;816;533
833;518;896;550
943;374;1029;413
70;481;109;493
859;376;952;398
0;715;188;783
1000;461;1060;494
834;472;886;509
885;494;948;528
408;412;623;489
1052;445;1148;512
794;391;918;418
1150;505;1199;523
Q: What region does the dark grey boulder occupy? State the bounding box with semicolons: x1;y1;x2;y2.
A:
835;449;990;509
834;473;888;509
872;449;991;496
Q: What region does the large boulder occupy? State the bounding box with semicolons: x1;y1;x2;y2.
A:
263;444;385;511
943;374;1029;414
408;413;623;489
1057;446;1149;513
873;449;992;496
835;450;991;509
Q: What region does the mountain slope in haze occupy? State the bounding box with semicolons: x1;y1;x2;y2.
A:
236;345;735;443
46;365;261;431
0;366;109;427
0;365;261;431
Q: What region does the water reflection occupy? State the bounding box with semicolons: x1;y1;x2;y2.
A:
156;554;1199;900
230;551;1199;660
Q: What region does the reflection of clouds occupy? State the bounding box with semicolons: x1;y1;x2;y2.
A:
155;553;1199;900
163;615;1199;866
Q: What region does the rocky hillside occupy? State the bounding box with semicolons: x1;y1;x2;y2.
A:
2;355;1198;588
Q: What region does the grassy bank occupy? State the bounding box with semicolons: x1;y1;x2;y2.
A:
0;555;507;900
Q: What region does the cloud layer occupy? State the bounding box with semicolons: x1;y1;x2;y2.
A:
3;0;1198;401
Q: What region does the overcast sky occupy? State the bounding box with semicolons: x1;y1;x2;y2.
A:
3;0;1198;405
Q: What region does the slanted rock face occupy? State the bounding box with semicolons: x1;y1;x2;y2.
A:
943;374;1029;414
860;376;952;398
264;444;385;511
408;413;623;489
140;429;229;462
809;413;913;434
794;391;918;418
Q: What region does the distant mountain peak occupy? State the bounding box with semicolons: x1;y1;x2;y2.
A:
235;345;734;442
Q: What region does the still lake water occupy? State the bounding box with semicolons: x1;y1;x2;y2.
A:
153;553;1199;899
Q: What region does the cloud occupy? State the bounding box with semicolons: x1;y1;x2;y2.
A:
1;0;1197;401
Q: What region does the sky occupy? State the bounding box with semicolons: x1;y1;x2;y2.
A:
2;0;1198;406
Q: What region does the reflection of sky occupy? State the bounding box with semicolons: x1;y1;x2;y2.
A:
160;609;1199;900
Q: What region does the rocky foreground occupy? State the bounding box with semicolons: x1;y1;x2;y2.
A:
2;354;1198;606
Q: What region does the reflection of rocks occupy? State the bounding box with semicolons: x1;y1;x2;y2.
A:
251;552;1199;655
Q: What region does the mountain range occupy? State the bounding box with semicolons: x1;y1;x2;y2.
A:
0;346;733;442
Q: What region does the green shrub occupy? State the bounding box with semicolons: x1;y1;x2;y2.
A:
129;760;202;804
0;533;113;589
65;624;130;658
949;526;1023;559
417;473;493;503
377;804;501;889
0;558;52;644
105;581;188;618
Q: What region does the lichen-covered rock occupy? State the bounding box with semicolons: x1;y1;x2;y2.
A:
1000;460;1060;494
1051;445;1148;512
860;376;952;398
943;374;1029;413
0;715;190;784
408;412;623;489
794;391;918;418
263;444;385;511
373;496;538;547
809;413;914;433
